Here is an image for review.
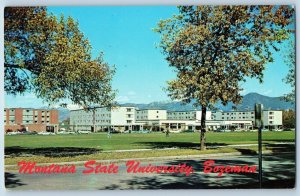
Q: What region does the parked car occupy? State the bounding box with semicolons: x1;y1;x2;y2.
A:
38;132;55;135
78;130;91;134
6;132;20;135
215;128;225;132
138;130;151;133
169;130;181;133
21;131;38;135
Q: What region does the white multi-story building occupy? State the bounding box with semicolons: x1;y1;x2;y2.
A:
212;110;282;129
70;106;138;132
70;106;283;132
167;110;212;121
136;109;167;121
263;110;282;129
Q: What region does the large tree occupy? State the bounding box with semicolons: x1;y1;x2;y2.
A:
283;39;295;103
155;6;294;150
5;7;116;108
282;109;295;129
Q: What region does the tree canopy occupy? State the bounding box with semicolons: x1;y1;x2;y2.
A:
4;7;116;108
283;39;295;104
155;5;294;150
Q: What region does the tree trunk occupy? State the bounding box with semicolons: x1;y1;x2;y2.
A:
92;109;96;133
200;106;207;150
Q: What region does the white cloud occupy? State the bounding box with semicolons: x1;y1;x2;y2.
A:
67;104;83;110
240;89;247;95
116;95;130;103
263;89;273;95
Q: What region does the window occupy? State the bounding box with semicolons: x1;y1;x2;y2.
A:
157;116;159;118
126;108;132;112
157;111;159;113
269;116;274;119
269;121;273;124
269;112;274;115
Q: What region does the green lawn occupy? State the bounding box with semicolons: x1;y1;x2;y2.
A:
5;131;295;166
5;131;295;151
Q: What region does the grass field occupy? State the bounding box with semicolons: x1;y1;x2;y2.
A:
5;131;295;150
5;131;295;165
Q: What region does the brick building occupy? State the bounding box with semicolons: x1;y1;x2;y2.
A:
4;108;59;133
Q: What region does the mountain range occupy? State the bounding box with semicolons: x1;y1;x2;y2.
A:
57;92;294;122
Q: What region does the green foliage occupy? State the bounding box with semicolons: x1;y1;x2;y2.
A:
154;5;294;150
155;5;294;108
4;7;116;108
282;109;295;129
283;39;296;103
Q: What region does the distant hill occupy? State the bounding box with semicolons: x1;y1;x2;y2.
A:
57;93;294;122
121;93;294;111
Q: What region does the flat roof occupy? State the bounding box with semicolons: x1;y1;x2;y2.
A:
136;109;167;111
4;107;57;111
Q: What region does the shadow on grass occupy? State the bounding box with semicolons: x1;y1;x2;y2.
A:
133;142;228;149
5;172;26;189
263;139;295;143
265;143;295;153
5;146;101;157
235;148;257;155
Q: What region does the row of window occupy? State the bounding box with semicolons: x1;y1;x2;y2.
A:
168;112;195;115
221;112;254;115
221;116;255;120
4;120;50;124
137;116;161;119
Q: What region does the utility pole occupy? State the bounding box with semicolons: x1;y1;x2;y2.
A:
255;104;263;188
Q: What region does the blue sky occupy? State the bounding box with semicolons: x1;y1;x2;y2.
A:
4;6;294;109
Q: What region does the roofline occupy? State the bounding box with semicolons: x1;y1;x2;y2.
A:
70;106;136;111
4;107;58;111
136;109;167;111
213;110;283;113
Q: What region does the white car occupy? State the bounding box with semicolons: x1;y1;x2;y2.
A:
38;132;55;135
6;132;20;135
78;130;91;134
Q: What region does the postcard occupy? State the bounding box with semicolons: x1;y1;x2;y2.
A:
4;5;296;190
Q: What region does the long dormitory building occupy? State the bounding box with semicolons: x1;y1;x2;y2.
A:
69;106;283;132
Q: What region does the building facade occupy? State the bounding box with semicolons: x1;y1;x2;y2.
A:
136;109;167;121
167;110;212;121
212;110;282;129
69;106;283;133
4;108;59;133
70;106;138;132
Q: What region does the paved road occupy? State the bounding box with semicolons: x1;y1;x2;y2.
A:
5;152;295;190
